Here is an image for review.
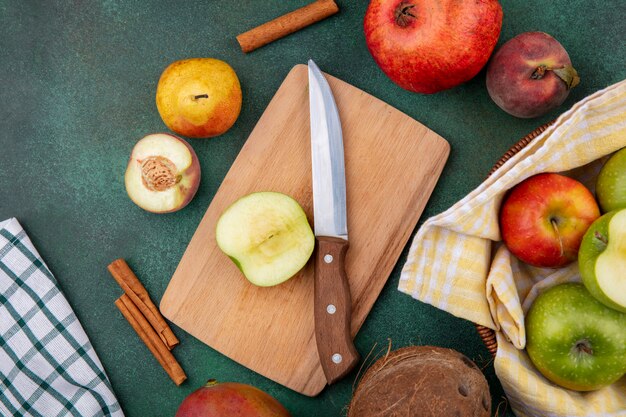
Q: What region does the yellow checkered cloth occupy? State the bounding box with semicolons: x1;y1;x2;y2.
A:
399;79;626;417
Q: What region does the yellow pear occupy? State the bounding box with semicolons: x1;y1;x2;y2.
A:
156;58;242;138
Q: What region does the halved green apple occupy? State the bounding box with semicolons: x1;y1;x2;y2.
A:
125;133;200;213
216;192;315;287
579;208;626;312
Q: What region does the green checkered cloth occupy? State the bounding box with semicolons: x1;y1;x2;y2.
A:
0;218;123;417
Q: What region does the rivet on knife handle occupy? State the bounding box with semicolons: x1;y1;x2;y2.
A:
314;236;359;384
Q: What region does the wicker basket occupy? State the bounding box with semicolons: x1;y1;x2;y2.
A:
475;121;554;357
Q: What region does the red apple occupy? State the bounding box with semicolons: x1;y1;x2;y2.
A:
364;0;502;94
125;133;201;213
500;173;600;268
486;32;580;118
175;380;291;417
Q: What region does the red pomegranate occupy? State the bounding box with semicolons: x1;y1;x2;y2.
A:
364;0;503;93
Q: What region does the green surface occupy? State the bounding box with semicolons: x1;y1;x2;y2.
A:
0;1;624;416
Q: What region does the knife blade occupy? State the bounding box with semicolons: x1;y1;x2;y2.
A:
308;59;359;384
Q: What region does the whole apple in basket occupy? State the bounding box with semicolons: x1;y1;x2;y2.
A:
579;208;626;313
526;283;626;391
364;0;502;93
596;147;626;213
500;173;600;268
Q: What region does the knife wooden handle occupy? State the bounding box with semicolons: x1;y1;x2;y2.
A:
314;236;359;384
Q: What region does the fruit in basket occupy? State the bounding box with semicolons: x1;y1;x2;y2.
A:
216;192;315;287
363;0;502;94
348;346;490;417
175;380;291;417
596;147;626;212
156;58;242;138
579;209;626;312
125;133;201;213
500;173;600;267
486;32;580;118
525;283;626;391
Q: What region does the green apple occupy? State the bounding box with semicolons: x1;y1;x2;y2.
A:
596;147;626;212
526;283;626;391
216;192;315;287
579;209;626;312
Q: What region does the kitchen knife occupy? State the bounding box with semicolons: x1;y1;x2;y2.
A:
308;59;360;384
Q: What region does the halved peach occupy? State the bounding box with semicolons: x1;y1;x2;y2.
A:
125;133;200;213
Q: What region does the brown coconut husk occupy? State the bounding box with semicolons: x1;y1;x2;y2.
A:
348;346;491;417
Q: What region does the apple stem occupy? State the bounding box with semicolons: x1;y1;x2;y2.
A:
550;218;564;258
194;94;209;100
574;339;593;356
594;230;608;246
394;2;416;27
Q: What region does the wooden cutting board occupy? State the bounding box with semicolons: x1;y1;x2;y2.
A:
160;65;450;396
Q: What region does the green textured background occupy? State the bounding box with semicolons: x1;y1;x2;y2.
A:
1;1;624;416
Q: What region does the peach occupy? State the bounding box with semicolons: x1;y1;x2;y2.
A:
125;133;200;213
156;58;242;138
486;32;580;118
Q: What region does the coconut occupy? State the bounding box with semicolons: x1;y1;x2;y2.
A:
348;346;491;417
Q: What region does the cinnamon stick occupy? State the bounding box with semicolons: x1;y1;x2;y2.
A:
236;0;339;53
107;259;179;350
115;294;187;386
